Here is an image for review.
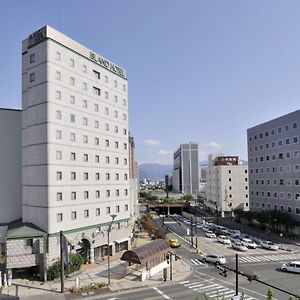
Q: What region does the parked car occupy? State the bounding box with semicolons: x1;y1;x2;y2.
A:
206;230;217;238
218;235;231;244
261;241;279;250
169;239;181;248
202;225;211;232
232;241;247;252
240;238;257;249
281;261;300;273
200;254;227;265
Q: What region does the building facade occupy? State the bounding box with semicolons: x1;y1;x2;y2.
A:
6;25;133;273
206;154;249;216
172;143;199;195
247;110;300;223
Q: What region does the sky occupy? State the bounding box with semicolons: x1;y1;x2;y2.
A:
0;1;300;165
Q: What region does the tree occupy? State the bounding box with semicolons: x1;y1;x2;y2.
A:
267;288;273;300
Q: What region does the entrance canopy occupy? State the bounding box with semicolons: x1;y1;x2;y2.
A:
121;239;169;265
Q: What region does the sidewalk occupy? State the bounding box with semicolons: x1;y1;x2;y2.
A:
0;230;192;300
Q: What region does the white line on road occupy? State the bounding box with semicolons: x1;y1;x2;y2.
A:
153;287;172;300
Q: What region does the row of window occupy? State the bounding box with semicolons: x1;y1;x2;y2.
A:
228;170;248;174
56;204;128;222
56;189;128;201
29;52;127;91
227;177;248;182
55;130;128;149
251;178;300;186
250;150;300;163
251;202;300;214
249;122;299;142
56;171;128;181
56;109;127;124
250;164;300;174
249;138;299;152
251;190;300;200
55;90;126;107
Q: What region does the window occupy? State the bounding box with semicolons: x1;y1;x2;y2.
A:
71;172;76;180
56;71;61;80
82;82;87;90
83;154;88;161
287;193;292;200
114;111;118;118
96;173;100;180
116;205;120;213
296;193;300;200
70;132;76;142
93;87;101;96
56;51;61;61
124;158;128;165
56;90;61;100
70;95;75;104
296;208;300;215
29;72;35;82
83;117;88;126
56;110;62;120
288;207;292;213
56;130;62;140
96;208;101;216
293;136;298;144
106;190;110;197
124;173;128;180
71;192;76;200
84;210;89;218
70;114;75;123
105;156;110;164
105;139;110;147
70;77;75;86
95;155;99;163
83;100;88;108
70;58;75;67
122;84;126;91
104;75;108;83
123;128;127;135
56;150;62;160
105;107;109;115
294;164;300;172
115;189;120;196
30;53;35;63
70;152;76;161
115;157;119;164
93;70;100;79
83;135;88;143
57;192;62;201
96;190;100;198
83;64;87;73
280;205;284;212
94;120;99;128
104;91;108;99
124;143;127;150
71;211;77;220
286;138;290;145
125;204;128;211
106;207;111;214
95;137;100;145
285;125;290;131
84;172;89;180
124;189;128;196
229;178;232;182
105;123;109;131
94;104;99;112
106;173;110;180
84;191;89;199
115;173;120;180
286;152;291;159
115;126;119;133
115;141;119;149
114;80;117;87
123;114;127;121
293;122;298;129
114;95;118;103
57;213;63;222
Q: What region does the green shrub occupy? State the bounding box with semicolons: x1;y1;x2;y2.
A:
69;252;84;269
48;261;61;280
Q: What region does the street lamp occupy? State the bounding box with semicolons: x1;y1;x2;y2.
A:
107;214;117;286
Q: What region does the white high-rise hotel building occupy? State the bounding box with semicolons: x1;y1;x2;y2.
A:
18;25;132;264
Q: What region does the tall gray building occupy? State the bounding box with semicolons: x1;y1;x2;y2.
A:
247;110;300;223
172;143;199;195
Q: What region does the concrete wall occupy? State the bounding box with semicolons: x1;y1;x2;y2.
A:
0;109;22;224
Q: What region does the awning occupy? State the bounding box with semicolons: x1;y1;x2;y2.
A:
114;237;129;244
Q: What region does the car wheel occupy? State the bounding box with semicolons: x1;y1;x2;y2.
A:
202;258;206;262
215;261;220;265
282;268;287;272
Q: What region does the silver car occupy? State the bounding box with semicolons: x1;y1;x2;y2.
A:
200;254;227;265
261;241;279;250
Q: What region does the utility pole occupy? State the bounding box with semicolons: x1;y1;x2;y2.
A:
235;253;238;296
170;253;173;281
216;204;219;225
195;217;198;249
60;231;64;294
190;216;193;247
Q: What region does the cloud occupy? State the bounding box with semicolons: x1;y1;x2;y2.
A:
203;141;222;149
143;139;161;146
158;149;173;155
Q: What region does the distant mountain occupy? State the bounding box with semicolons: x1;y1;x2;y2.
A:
139;163;173;181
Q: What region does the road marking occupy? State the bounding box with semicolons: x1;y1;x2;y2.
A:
153;287;172;300
179;280;190;284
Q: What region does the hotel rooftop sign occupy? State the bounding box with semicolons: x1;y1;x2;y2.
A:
90;52;126;79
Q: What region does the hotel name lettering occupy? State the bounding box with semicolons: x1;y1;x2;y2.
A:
90;52;125;79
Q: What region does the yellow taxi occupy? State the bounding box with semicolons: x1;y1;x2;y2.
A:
169;238;181;248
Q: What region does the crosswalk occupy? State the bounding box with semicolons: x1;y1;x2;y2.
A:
190;258;207;266
179;280;257;300
237;253;300;264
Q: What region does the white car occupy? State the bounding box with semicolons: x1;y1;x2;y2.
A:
261;241;279;250
240;238;257;249
202;225;211;232
218;235;231;244
281;261;300;273
232;241;247;252
206;230;216;238
200;254;227;265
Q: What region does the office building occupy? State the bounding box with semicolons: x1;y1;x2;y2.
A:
247;110;300;222
172;143;199;194
6;25;132;273
206;154;249;216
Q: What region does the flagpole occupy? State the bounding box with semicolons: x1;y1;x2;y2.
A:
60;230;64;293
